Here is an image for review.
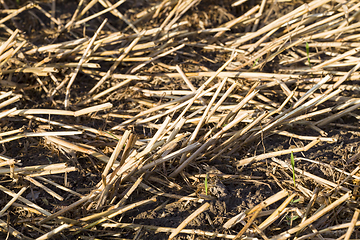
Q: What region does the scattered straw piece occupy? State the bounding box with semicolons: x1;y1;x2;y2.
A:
168;202;210;239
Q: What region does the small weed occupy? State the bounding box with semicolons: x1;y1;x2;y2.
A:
205;173;208;195
291;151;296;187
285;214;299;225
290;198;301;205
105;131;119;141
253;58;259;67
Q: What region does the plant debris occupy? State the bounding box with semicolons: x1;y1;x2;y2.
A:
1;0;360;239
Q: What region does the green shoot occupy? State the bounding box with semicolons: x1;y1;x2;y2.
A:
306;42;311;67
205;173;208;195
252;58;259;67
291;151;296;187
285;214;299;226
105;131;119;141
290;198;301;205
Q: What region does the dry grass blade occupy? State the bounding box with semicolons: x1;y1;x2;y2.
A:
35;176;84;198
0;107;18;118
130;43;186;73
168;202;210;240
39;194;94;224
73;0;125;28
272;130;336;143
24;176;63;201
344;208;360;240
272;157;350;192
101;222;238;239
0;186;27;217
258;193;297;231
44;135;112;165
170;112;249;177
0;3;35;25
237;139;320;167
215;5;259;38
0;95;21;110
65;19;107;108
234;206;262;240
229;0;333;47
36;223;73;240
0;184;51;217
88;31;145;94
223;189;288;229
74;102;112;116
2;0;360;239
0;220;27;240
0;29;19;57
271;192;351;239
138;142;200;173
0;130;82;144
78;197;157;232
101;130;130;185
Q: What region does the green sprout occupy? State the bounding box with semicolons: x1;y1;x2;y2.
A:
252;58;259;67
290;198;301;205
286;214;299;226
205;173;208;195
291;151;296;187
105;131;119;141
306;42;311;67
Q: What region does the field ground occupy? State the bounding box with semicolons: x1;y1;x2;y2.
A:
1;0;360;239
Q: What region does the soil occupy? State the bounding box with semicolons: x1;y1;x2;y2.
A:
0;0;360;239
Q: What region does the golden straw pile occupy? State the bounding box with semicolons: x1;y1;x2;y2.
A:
1;0;360;239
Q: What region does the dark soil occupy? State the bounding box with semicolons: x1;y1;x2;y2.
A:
0;0;360;239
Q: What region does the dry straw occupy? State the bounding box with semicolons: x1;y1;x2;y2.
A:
1;0;360;239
